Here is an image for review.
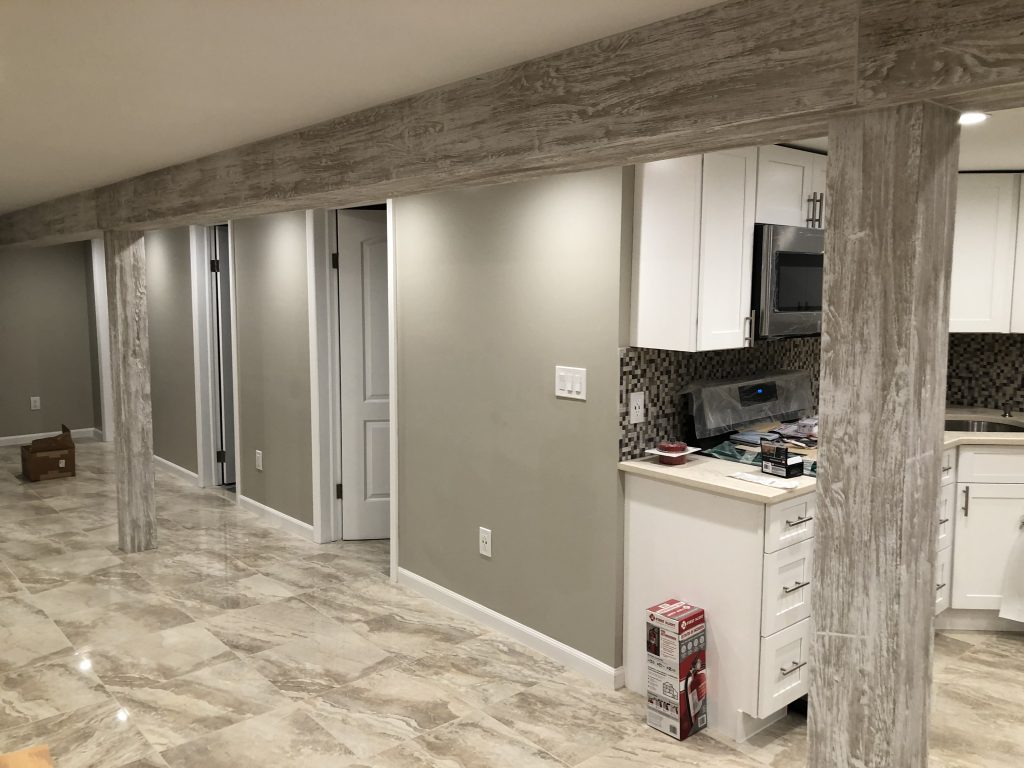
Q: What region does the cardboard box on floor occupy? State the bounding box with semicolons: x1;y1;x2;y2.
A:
21;425;76;482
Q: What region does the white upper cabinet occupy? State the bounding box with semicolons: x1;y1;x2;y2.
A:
755;146;826;228
631;147;757;352
950;173;1021;333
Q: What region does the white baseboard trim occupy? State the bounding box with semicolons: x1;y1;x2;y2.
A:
0;427;101;448
238;494;314;542
153;455;199;484
397;568;624;690
935;608;1024;632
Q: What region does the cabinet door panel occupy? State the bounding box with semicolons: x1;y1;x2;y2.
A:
950;174;1019;333
952;483;1024;610
757;618;811;718
697;147;756;351
937;481;956;551
761;539;814;636
631;157;702;351
756;146;813;227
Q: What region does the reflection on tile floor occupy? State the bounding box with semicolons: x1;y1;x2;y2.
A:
0;442;1021;767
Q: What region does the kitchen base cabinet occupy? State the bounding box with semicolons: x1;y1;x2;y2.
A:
623;473;816;742
951;482;1024;610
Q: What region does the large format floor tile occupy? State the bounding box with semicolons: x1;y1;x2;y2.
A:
0;441;1020;767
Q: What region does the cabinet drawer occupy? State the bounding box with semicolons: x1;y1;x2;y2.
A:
764;495;816;554
935;545;952;615
761;539;814;636
958;446;1024;483
937;482;956;551
940;449;957;486
757;618;812;719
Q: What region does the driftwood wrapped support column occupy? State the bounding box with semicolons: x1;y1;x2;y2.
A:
103;230;157;553
809;102;960;766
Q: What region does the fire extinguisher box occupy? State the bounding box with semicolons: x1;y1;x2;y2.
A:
645;599;707;740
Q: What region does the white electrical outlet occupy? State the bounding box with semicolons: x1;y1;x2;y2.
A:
255;450;263;471
629;391;646;424
554;366;587;400
479;527;492;558
29;396;41;411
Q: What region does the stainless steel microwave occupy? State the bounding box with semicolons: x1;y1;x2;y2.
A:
752;224;824;339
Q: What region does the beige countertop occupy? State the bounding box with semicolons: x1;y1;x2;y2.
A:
619;407;1024;504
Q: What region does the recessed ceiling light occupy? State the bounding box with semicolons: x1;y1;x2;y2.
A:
958;112;989;126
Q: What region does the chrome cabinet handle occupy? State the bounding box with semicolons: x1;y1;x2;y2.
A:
806;195;816;227
780;660;807;677
962;486;970;517
785;515;813;528
743;310;756;347
938;517;950;525
782;580;810;594
936;582;947;591
941;466;952;473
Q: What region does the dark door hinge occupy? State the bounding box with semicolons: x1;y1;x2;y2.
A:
331;253;339;269
210;259;220;273
216;449;226;463
336;483;343;500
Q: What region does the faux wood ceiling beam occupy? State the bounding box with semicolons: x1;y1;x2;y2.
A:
2;0;1024;247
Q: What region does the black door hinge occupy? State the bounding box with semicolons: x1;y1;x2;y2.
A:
336;483;343;500
216;450;226;463
331;253;339;269
210;259;220;273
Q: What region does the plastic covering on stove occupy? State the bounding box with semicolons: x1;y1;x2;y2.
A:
685;370;814;439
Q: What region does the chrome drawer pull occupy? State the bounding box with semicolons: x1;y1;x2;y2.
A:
785;515;813;528
941;466;952;473
938;517;950;525
780;660;807;677
936;582;947;591
782;580;811;594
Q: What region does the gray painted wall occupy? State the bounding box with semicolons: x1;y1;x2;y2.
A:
0;241;100;437
395;167;631;666
145;227;198;473
232;211;313;524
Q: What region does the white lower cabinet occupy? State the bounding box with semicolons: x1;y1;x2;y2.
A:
935;544;953;615
952;482;1024;610
757;618;812;719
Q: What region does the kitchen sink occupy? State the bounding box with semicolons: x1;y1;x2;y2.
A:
944;420;1024;433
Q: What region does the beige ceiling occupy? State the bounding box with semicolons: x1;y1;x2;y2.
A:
792;106;1024;170
0;0;725;214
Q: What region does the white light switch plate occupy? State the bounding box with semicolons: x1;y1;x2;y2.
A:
629;391;646;424
29;396;41;411
555;366;587;400
255;450;263;471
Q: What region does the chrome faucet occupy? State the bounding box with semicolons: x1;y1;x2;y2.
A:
1002;401;1014;418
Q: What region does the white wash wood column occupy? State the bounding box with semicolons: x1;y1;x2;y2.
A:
103;230;157;552
809;102;960;765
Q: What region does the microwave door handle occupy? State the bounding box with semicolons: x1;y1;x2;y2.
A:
816;193;825;228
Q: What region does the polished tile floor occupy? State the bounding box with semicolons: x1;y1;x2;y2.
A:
0;442;1020;767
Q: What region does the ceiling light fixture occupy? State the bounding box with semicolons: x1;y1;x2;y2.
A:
958;111;989;126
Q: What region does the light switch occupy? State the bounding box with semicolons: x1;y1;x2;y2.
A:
555;366;587;401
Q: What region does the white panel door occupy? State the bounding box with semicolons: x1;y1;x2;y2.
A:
755;146;815;227
951;483;1024;610
338;210;391;540
949;173;1020;333
697;147;757;351
631;156;703;351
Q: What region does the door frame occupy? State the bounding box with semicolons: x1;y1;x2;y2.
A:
310;204;397;565
189;223;240;492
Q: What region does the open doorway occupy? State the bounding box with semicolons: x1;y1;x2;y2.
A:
332;206;391;540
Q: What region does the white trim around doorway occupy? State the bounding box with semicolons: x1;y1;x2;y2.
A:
189;225;218;488
387;199;399;582
90;238;114;442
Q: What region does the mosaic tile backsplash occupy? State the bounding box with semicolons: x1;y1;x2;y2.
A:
619;333;1024;460
619;337;821;460
947;333;1024;411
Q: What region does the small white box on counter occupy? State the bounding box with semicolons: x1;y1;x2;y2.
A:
645;599;708;740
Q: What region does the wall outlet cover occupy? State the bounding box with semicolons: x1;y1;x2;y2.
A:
255;450;263;471
479;526;492;558
29;396;41;411
629;391;646;424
